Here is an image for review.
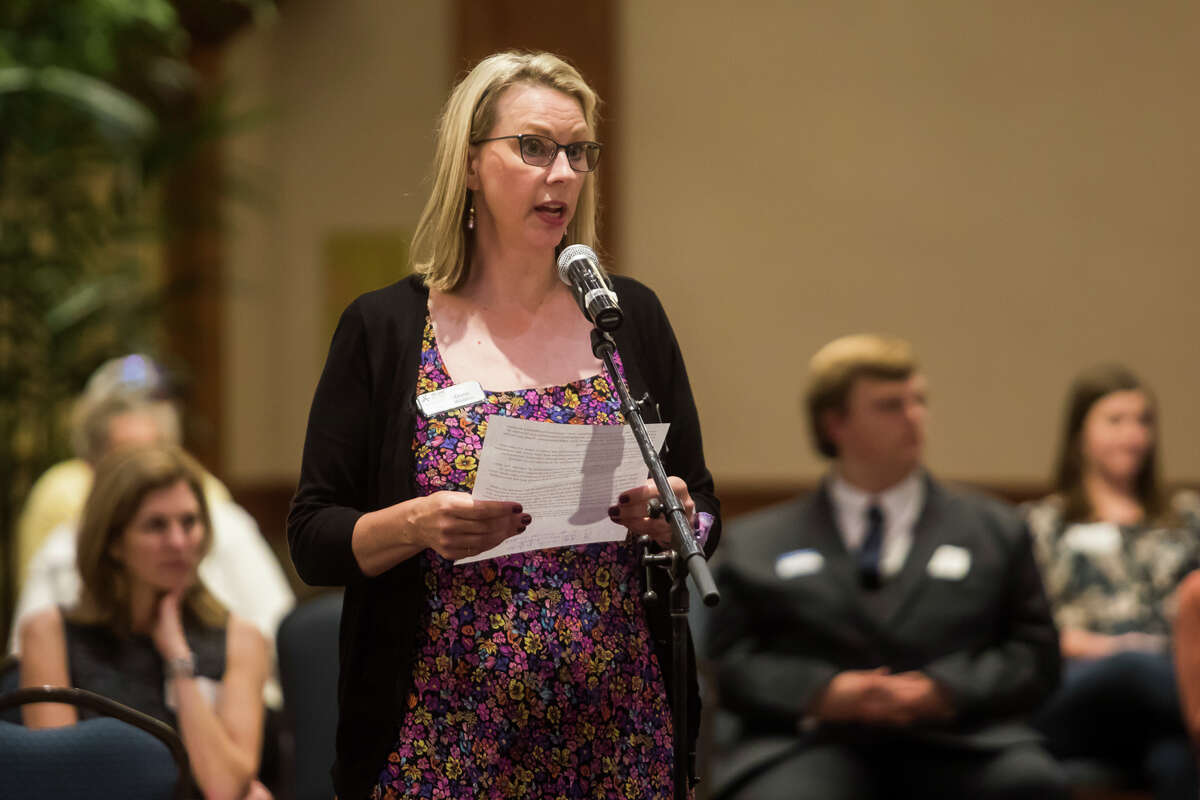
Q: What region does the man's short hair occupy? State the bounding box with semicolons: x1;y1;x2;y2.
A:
805;334;918;458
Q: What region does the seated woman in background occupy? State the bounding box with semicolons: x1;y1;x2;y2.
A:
18;445;272;800
11;353;294;659
1026;364;1200;800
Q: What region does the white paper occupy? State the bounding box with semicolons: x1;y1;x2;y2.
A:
460;415;669;563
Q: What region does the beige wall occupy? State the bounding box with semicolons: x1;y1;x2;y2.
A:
222;1;1200;488
620;1;1200;486
223;0;451;482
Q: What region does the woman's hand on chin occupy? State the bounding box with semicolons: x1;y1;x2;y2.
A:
151;589;191;660
608;476;695;548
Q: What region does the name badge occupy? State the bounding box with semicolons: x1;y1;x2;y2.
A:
927;544;971;581
775;549;825;579
1062;522;1121;555
416;381;486;417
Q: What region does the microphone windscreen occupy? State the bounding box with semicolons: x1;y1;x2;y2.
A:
557;244;599;284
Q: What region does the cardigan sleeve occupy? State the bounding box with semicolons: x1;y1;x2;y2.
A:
626;280;722;558
287;300;372;586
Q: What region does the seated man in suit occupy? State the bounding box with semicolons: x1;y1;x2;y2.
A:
708;334;1066;799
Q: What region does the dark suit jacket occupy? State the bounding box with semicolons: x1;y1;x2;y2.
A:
707;474;1060;781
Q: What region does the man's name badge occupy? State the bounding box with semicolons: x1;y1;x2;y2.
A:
775;549;825;579
416;381;486;416
927;544;971;581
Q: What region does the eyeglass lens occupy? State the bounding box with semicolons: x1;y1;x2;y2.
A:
519;135;600;172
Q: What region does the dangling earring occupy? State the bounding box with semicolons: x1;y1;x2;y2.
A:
466;198;476;231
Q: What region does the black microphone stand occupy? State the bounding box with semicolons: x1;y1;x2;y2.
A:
589;328;719;800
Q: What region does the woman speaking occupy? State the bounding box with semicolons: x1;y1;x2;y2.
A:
287;51;720;799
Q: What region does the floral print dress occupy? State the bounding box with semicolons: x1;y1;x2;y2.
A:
371;317;675;800
1025;490;1200;638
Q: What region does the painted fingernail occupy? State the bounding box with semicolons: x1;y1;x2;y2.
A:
608;505;620;518
521;514;532;525
692;516;701;530
516;526;526;534
511;504;523;514
618;494;630;505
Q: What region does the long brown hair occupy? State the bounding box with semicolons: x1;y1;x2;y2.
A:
1053;364;1165;524
73;445;227;633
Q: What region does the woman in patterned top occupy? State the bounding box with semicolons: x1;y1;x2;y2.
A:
18;445;272;799
1025;364;1200;800
287;51;720;799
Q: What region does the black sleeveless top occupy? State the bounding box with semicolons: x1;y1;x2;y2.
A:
63;615;226;727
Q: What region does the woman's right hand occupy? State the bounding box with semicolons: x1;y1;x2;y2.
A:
403;491;530;560
1113;631;1168;654
353;492;530;575
151;589;192;663
1062;628;1168;660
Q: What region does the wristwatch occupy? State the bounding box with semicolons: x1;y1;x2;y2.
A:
165;653;196;680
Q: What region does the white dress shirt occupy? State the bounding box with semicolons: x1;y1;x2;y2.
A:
829;469;925;578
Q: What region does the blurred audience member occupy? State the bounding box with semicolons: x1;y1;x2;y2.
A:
18;445;273;799
1027;364;1200;800
15;354;208;581
10;355;294;685
708;334;1065;800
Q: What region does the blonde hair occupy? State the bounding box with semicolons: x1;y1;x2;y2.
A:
72;395;180;464
411;50;602;291
805;334;918;458
73;445;227;633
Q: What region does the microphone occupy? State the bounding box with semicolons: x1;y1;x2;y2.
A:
557;244;623;332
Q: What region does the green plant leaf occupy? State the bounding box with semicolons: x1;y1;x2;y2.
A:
0;65;156;143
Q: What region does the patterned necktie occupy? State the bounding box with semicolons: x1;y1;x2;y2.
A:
859;503;884;590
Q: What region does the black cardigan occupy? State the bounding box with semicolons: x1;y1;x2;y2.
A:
288;274;721;799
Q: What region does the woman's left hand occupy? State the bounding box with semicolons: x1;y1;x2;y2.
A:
609;476;695;548
151;589;192;662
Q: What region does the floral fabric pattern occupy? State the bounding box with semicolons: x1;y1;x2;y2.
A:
372;317;675;799
1025;490;1200;637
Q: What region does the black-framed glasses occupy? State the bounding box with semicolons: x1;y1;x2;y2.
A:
472;133;602;173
